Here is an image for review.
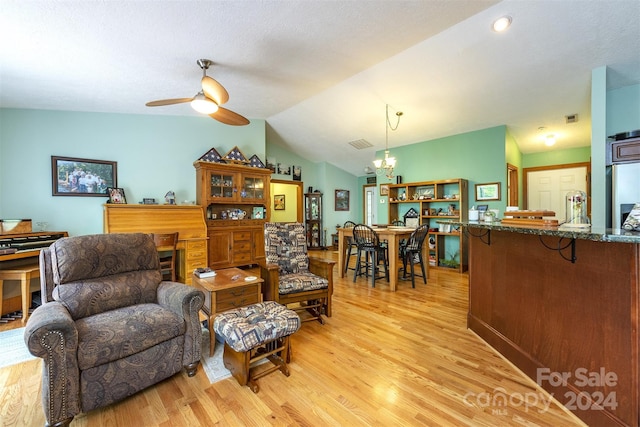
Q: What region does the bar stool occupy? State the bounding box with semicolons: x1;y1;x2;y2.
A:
352;224;389;287
0;263;40;322
342;221;358;274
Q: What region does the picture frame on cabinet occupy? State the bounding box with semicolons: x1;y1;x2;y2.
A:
475;182;501;201
106;187;127;204
51;156;117;197
274;194;286;210
335;189;349;211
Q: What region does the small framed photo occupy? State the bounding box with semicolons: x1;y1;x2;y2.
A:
51;156;117;196
475;182;501;201
380;184;389;196
293;165;302;181
107;187;127;204
274;194;286;210
335;189;349;211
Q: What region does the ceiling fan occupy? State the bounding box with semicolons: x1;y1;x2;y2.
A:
146;59;249;126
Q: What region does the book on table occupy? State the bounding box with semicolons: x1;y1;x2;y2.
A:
194;267;216;278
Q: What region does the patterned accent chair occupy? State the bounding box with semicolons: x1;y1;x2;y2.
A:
259;222;335;323
24;233;204;427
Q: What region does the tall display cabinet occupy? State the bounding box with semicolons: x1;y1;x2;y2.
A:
304;192;323;249
194;160;271;269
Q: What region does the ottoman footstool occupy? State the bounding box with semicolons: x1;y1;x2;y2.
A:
214;301;301;393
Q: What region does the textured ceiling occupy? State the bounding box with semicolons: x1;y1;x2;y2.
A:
1;0;639;176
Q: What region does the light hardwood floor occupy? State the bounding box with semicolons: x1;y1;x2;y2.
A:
0;251;585;426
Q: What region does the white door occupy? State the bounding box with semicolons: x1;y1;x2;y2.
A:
527;167;587;221
364;185;377;226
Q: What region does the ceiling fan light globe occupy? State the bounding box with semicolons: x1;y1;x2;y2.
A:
191;93;219;114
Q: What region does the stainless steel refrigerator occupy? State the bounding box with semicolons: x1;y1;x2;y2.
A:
612;162;640;229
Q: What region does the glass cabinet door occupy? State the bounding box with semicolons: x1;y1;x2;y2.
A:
307;195;321;220
241;176;265;200
209;172;236;200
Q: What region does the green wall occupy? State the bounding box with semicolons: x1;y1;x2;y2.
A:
522;146;591;168
372;126;508;223
0;108;266;236
265;138;360;243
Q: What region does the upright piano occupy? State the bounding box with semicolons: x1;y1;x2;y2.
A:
0;231;68;315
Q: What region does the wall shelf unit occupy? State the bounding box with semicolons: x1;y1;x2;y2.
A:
388;178;468;272
194;161;271;269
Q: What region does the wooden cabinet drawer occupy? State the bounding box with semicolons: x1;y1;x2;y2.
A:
233;232;251;242
187;239;206;251
216;286;260;311
187;249;206;260
186;258;207;271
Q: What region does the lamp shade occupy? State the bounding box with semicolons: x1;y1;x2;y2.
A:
191;92;219;114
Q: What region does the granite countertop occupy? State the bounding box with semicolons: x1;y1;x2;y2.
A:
439;219;640;244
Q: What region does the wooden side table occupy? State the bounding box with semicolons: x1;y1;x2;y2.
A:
192;267;263;356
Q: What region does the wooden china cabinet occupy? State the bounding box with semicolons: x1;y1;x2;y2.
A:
194;161;271;269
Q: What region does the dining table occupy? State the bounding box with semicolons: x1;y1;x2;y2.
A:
337;226;426;291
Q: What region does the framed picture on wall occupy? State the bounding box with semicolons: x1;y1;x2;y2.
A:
475;182;501;201
51;156;117;196
380;184;389;196
274;194;286;210
293;165;302;181
335;189;349;211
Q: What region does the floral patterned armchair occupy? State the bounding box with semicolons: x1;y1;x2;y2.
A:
24;233;204;427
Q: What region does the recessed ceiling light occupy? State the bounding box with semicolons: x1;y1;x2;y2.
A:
492;15;512;32
545;134;556;146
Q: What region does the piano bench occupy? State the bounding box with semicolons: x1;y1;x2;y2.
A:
0;263;40;322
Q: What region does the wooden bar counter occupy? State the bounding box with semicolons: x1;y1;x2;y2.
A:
459;220;640;427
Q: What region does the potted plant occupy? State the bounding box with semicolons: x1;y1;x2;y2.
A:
439;250;460;269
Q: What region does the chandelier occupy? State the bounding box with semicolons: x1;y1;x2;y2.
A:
373;104;403;179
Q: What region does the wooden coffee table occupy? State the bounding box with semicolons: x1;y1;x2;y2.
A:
192;267;263;356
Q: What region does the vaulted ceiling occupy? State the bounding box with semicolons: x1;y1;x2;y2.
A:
1;0;639;176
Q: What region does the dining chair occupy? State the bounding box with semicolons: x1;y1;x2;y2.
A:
390;219;406;257
352;224;389;287
150;232;179;281
342;220;358;274
399;224;430;287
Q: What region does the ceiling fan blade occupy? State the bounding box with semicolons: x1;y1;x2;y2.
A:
201;76;229;106
209;106;250;126
145;98;193;107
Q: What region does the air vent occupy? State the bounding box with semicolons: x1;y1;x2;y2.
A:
565;114;578;124
348;139;373;149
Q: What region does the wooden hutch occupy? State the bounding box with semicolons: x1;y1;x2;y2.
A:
194;160;271;269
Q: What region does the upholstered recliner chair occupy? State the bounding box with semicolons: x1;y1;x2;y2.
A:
24;233;204;427
259;223;335;323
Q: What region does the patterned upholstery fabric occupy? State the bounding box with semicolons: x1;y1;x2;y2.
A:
50;233;161;319
278;271;329;295
264;222;328;294
264;222;309;274
214;301;300;353
24;233;204;426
